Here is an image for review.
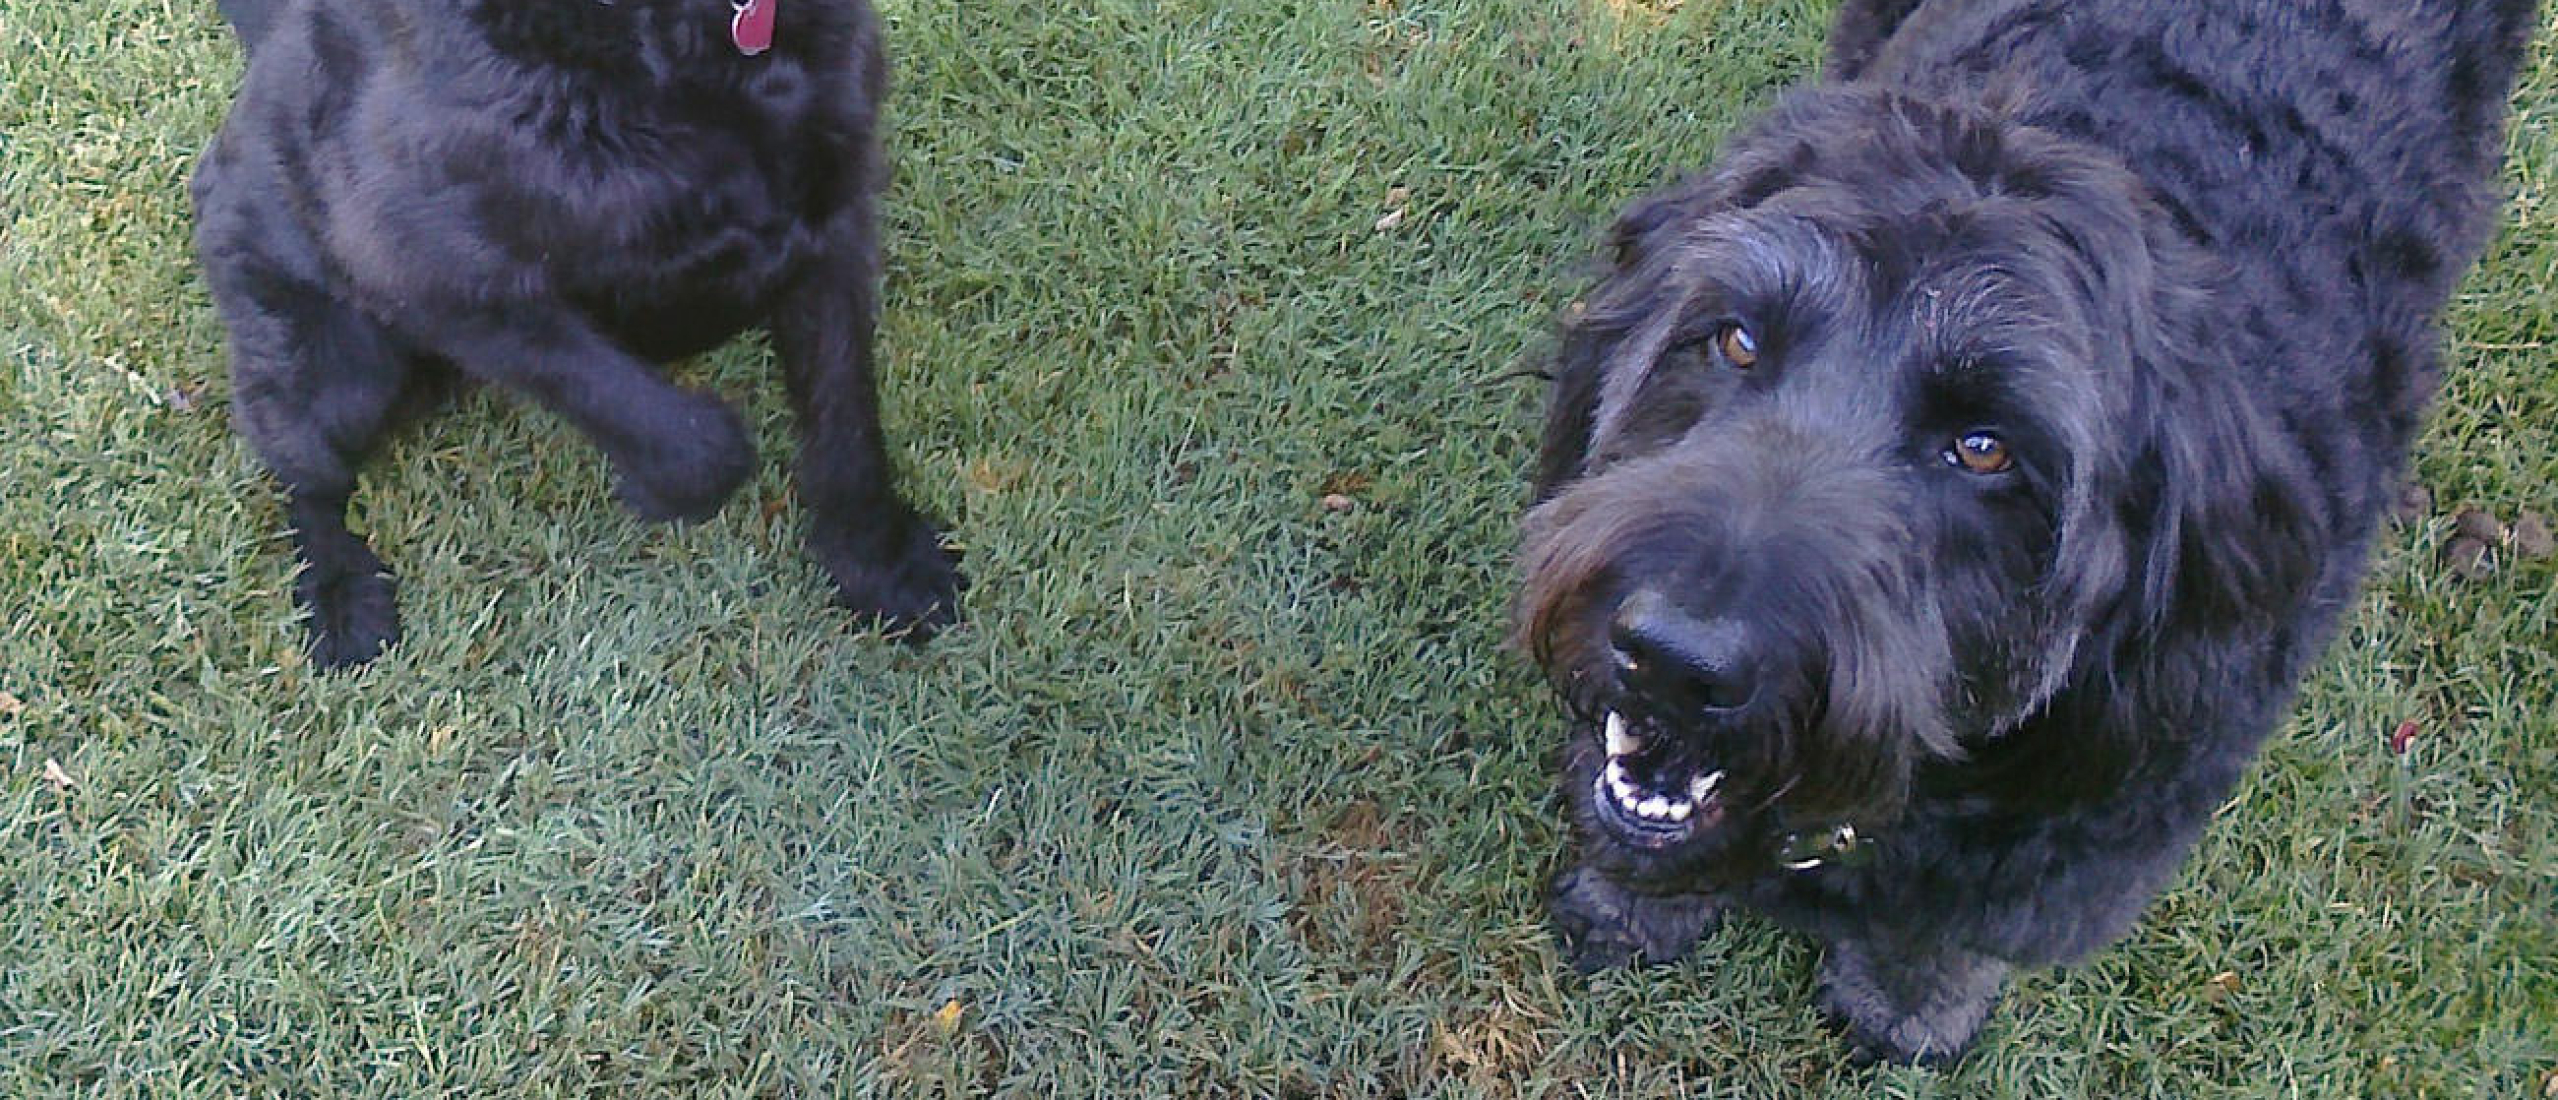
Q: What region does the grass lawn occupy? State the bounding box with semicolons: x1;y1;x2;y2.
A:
3;0;2552;1095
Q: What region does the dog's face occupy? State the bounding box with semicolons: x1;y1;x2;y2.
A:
1517;90;2303;885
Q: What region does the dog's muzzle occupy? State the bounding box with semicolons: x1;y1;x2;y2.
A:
1582;589;1880;869
1591;709;1728;846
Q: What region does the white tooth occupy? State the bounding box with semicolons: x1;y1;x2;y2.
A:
1604;711;1639;758
1667;801;1691;821
1690;771;1724;802
1638;796;1670;819
1605;760;1630;793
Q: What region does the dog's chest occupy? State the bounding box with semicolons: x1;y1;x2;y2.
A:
559;88;836;259
524;80;851;345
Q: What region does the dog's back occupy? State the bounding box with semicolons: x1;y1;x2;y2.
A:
1854;0;2534;310
1843;0;2535;539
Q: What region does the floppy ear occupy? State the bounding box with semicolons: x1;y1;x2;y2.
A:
1976;342;2325;807
2118;299;2326;636
1973;165;2328;807
2017;141;2327;639
1823;0;1926;81
1530;316;1608;502
1532;181;1730;502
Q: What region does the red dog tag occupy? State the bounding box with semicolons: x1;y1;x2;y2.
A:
731;0;774;56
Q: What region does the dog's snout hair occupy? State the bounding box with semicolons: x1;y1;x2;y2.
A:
1519;416;1958;822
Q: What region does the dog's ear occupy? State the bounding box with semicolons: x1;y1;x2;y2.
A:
1823;0;1926;82
2118;304;2325;637
2019;150;2326;638
1985;173;2327;806
1531;317;1607;502
1986;340;2324;805
1532;184;1716;502
1537;168;1762;500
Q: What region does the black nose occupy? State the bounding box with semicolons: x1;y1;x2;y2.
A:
1609;589;1756;715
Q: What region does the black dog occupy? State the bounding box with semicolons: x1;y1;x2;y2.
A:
194;0;959;668
1518;0;2534;1064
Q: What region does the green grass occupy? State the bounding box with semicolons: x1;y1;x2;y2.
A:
2;0;2552;1094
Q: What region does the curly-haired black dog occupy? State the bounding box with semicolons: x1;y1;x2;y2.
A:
194;0;959;668
1518;0;2534;1065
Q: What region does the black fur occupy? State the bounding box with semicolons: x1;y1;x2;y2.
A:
194;0;959;668
213;0;277;46
1518;0;2533;1064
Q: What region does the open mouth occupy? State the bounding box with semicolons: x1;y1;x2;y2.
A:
1589;710;1726;847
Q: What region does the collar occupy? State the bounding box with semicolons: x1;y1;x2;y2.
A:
1776;822;1866;872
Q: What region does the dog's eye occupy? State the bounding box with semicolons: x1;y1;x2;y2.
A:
1715;324;1760;369
1944;431;2013;474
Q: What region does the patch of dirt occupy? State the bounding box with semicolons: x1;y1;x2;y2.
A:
1284;799;1422;970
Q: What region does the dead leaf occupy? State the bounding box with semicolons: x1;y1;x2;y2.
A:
2202;970;2241;1004
1374;185;1411;232
41;758;75;793
932;998;963;1035
1321;493;1356;513
2386;719;2419;756
961;456;1030;494
0;690;22;718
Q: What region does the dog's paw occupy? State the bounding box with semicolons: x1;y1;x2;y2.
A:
298;557;400;670
813;507;963;641
1547;865;1721;974
615;396;756;523
1815;940;2008;1068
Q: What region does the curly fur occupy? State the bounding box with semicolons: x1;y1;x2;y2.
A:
1519;0;2533;1064
194;0;959;668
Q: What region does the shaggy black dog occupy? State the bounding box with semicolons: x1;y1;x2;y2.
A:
194;0;959;668
1517;0;2534;1065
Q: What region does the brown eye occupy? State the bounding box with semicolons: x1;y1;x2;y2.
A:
1717;323;1759;369
1946;431;2012;474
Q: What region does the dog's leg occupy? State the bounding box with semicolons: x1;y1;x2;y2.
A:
769;190;961;639
212;272;415;669
417;306;756;524
1816;936;2010;1066
1548;864;1723;973
281;489;401;669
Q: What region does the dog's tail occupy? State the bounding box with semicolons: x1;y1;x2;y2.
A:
213;0;279;50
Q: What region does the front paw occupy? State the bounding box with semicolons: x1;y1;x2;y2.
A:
813;507;963;641
299;551;400;670
1816;940;2009;1067
1548;865;1721;974
615;396;755;522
